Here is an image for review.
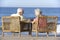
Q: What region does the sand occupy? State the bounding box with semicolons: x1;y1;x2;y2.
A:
0;24;60;40
0;34;60;40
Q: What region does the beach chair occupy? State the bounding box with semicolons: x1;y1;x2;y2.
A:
2;16;21;37
2;16;32;37
32;16;58;37
32;16;48;37
47;16;58;37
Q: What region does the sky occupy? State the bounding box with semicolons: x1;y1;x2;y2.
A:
0;0;60;7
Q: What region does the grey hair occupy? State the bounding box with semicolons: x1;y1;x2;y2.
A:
35;8;42;14
17;8;23;14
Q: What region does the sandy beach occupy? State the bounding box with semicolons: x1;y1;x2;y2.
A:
0;24;60;40
0;31;60;40
0;34;60;40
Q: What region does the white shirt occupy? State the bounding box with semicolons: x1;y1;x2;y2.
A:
11;13;24;21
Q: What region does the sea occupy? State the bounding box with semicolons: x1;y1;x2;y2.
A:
0;7;60;35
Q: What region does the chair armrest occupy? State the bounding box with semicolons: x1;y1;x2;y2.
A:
32;22;38;30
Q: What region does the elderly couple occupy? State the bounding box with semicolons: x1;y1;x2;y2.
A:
11;8;43;23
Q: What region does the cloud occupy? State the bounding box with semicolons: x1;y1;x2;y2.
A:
0;0;60;7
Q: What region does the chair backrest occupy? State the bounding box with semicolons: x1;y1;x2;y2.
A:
10;16;20;32
2;16;21;32
2;16;11;32
47;16;58;31
47;16;57;23
38;16;47;29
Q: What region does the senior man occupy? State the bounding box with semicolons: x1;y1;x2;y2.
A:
11;8;32;35
11;8;24;21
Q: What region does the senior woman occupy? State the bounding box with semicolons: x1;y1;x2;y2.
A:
32;8;43;23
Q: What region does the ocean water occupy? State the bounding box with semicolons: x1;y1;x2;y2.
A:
0;7;60;26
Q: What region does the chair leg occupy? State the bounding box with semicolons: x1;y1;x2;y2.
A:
29;31;31;35
47;32;49;37
2;32;4;37
36;31;38;37
2;32;4;40
55;31;57;37
19;31;21;37
19;32;21;37
31;32;32;36
12;32;15;38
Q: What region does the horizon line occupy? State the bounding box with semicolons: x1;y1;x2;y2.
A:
0;6;60;8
